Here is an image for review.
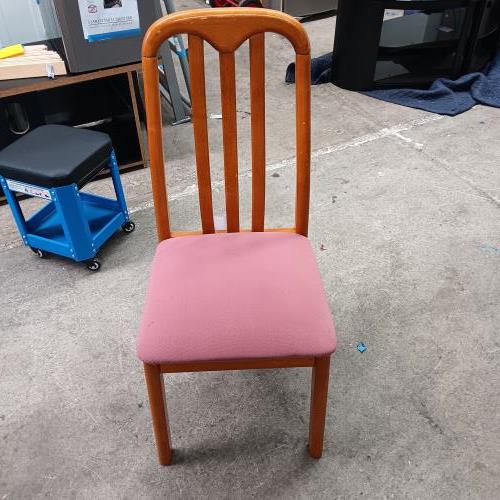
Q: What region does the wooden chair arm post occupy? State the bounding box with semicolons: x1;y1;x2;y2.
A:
295;53;311;237
143;55;171;241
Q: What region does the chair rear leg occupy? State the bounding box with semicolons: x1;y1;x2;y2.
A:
308;355;331;458
144;363;172;465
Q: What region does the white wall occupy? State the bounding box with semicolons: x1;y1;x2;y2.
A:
0;0;48;47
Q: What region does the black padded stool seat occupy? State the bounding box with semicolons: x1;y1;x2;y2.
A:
0;125;113;188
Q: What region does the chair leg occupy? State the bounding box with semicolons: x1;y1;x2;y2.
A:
308;355;331;459
143;363;172;465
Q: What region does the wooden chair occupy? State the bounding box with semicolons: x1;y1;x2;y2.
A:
138;7;337;465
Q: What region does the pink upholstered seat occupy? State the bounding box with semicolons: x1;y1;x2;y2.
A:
137;232;336;364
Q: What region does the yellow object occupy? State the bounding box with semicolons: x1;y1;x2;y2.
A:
0;44;24;60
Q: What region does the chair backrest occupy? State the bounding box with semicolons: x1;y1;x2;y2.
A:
142;7;311;241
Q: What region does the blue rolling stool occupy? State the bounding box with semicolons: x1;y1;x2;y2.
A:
0;125;135;271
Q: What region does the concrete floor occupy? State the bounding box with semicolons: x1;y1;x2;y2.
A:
1;3;500;499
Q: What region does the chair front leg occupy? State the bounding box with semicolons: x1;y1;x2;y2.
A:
308;355;331;458
144;363;172;465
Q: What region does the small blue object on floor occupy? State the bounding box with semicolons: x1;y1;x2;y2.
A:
357;342;367;353
0;125;135;271
286;51;500;116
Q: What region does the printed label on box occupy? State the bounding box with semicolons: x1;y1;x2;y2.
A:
78;0;141;43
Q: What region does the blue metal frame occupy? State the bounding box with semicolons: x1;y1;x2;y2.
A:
0;177;29;246
0;149;130;263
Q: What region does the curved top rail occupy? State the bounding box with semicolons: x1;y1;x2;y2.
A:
142;7;310;57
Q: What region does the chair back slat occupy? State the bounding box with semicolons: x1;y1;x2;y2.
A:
249;34;266;232
188;34;215;234
219;51;240;233
142;8;311;241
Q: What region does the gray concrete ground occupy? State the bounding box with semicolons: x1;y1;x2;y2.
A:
1;3;500;499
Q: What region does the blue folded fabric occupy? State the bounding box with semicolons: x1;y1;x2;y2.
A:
285;51;500;116
365;52;500;116
285;52;334;85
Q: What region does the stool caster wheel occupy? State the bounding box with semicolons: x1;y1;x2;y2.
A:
86;259;101;272
30;247;47;259
122;221;135;234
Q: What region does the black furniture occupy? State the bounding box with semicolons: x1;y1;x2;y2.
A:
332;0;500;90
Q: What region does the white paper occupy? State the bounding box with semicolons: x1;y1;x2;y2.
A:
78;0;141;43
